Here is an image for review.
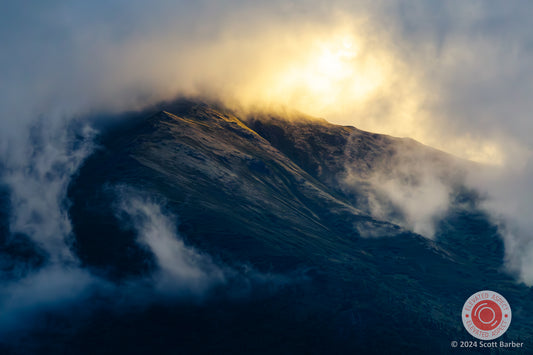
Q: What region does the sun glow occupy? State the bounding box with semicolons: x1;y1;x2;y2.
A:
208;28;503;165
261;35;387;115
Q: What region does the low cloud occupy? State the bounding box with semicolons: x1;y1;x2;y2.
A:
0;183;289;342
343;135;459;239
115;188;226;296
367;173;450;239
0;265;102;336
2;122;96;263
467;156;533;285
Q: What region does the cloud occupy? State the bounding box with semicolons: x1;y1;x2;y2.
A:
1;0;533;298
2;123;96;263
368;174;451;240
467;158;533;285
113;187;291;297
0;185;288;342
3;1;531;165
114;188;226;296
0;265;102;336
343;137;456;240
1;1;533;159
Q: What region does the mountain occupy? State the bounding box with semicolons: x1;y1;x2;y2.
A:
8;100;531;354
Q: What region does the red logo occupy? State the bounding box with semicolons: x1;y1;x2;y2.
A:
462;290;511;340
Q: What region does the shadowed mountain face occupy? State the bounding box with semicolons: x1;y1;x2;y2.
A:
12;101;530;353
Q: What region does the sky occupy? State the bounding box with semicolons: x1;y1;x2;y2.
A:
2;1;532;162
1;0;533;301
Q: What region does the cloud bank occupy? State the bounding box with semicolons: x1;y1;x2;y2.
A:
3;1;532;162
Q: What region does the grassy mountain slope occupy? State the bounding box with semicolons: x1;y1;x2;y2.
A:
62;100;532;354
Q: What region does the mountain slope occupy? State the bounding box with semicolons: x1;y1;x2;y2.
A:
61;100;532;354
70;103;408;276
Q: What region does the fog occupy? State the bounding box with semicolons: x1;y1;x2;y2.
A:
1;0;533;325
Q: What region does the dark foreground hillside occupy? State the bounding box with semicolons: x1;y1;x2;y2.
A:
3;100;531;354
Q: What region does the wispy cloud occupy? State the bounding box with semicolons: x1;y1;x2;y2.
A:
343;137;457;239
114;188;226;296
0;183;288;342
1;0;533;307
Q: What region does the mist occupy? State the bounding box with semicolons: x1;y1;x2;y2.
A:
0;184;287;340
1;0;533;329
114;189;226;296
0;265;99;335
367;170;451;240
342;135;464;240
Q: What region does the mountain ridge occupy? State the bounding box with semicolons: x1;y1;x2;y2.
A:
59;99;532;354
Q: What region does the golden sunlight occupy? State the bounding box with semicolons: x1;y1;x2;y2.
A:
264;34;386;115
216;29;505;165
